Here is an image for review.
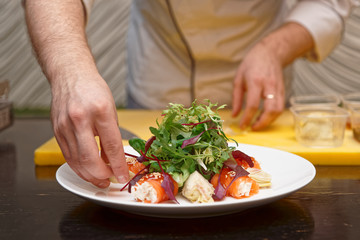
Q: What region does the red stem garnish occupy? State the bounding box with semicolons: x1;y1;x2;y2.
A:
138;150;168;162
135;136;156;163
148;154;169;162
125;152;138;158
120;166;149;192
181;127;219;148
145;136;156;153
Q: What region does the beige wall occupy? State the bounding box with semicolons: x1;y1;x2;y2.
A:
1;1;359;109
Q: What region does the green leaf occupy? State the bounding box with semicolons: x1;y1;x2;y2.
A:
129;100;238;186
128;138;146;154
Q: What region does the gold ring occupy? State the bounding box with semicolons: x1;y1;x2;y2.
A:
265;94;275;99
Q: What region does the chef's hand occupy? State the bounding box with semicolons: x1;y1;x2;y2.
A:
232;40;285;130
51;73;129;188
25;0;130;188
232;22;314;130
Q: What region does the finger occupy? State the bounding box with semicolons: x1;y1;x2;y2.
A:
75;160;111;188
87;177;110;188
100;140;110;164
232;69;245;117
53;116;85;177
252;92;284;131
239;84;262;129
54;131;72;165
66;128;111;188
252;71;285;130
54;124;95;184
251;102;282;130
65;107;114;187
95;116;129;184
52;111;73;162
75;127;114;180
55;132;87;181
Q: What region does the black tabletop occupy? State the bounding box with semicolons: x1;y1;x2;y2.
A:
1;119;359;240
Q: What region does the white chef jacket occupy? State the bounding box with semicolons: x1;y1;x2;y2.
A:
82;0;358;109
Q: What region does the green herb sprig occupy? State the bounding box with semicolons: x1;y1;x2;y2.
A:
129;100;237;187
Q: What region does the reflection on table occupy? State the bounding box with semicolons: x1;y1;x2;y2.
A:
1;118;360;240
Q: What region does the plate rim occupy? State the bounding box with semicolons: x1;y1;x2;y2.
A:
56;143;316;216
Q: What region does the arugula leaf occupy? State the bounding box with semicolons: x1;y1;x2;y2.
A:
128;99;237;186
128;138;145;154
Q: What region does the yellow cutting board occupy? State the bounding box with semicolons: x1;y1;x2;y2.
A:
34;110;360;166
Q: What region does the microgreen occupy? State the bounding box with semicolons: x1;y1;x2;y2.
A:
120;166;148;193
129;100;237;187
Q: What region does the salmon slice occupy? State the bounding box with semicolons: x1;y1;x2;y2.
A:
126;157;146;175
235;156;261;169
132;172;179;203
211;167;259;199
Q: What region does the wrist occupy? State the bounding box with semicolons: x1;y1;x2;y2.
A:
45;41;97;79
260;22;314;67
49;55;100;96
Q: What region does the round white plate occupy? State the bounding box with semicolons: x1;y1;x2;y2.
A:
56;143;316;218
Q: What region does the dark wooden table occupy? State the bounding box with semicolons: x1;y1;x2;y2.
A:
1;118;360;240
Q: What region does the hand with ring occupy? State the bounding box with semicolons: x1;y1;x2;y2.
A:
232;22;314;130
232;39;285;130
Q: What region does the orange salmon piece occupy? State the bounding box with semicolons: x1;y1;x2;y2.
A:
235;157;261;169
211;168;259;199
126;157;146;175
133;172;179;203
227;176;259;199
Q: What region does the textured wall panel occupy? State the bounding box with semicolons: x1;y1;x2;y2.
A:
0;0;131;109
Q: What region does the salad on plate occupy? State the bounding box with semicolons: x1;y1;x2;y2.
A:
113;100;271;204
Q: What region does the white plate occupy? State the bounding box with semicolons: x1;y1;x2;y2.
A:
56;143;316;218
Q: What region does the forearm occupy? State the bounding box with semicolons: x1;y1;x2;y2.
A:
260;22;314;67
25;0;98;87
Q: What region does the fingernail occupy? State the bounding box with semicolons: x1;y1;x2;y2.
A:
117;175;128;184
